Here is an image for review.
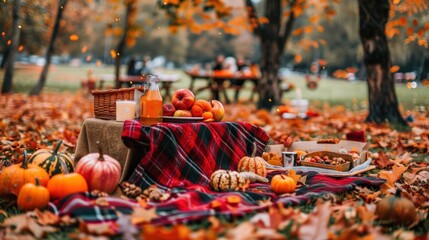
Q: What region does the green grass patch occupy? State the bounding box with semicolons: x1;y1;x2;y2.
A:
1;65;428;109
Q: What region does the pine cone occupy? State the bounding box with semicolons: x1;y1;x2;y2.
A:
2;159;13;168
141;186;162;202
90;190;109;198
119;182;142;199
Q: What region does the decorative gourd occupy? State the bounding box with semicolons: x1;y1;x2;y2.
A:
75;141;122;194
210;170;245;191
17;178;50;211
239;171;269;183
0;151;50;196
47;160;88;200
270;174;296;194
237;143;267;177
375;190;416;226
28;140;74;177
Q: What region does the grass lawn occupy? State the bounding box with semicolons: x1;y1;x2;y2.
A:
1;64;428;110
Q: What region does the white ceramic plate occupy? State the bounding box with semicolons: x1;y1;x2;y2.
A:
162;116;204;123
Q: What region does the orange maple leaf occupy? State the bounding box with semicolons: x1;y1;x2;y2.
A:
390;65;400;73
288;169;301;184
378;164;408;185
258;17;269;24
294;54;303;63
373;151;393;169
292;27;304;36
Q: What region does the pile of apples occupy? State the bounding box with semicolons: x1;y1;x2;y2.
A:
163;89;225;122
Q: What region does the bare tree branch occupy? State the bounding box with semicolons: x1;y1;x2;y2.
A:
244;0;262;36
278;0;297;53
114;1;134;89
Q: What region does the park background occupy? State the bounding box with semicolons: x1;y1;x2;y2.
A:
0;0;429;239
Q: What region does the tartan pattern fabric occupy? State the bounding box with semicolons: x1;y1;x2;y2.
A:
48;192;138;223
121;120;270;190
48;172;385;226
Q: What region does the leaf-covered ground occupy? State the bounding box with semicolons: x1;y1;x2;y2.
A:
0;92;428;239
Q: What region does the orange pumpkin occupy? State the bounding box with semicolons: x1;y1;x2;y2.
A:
271;174;296;194
191;99;212;117
237;143;267;177
0;151;50;196
17;178;50;211
47;160;88;200
375;190;417;226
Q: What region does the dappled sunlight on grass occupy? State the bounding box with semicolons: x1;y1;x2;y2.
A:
1;65;428;109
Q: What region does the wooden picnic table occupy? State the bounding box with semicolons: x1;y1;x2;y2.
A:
185;71;260;103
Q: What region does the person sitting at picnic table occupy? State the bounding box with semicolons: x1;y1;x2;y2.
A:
212;54;225;71
222;56;237;73
211;55;226;100
122;57;140;87
126;57;137;76
139;55;153;75
230;56;251;102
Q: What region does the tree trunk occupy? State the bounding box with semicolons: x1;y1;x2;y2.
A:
257;1;282;109
1;0;21;94
358;0;407;127
420;51;429;82
0;45;11;69
245;0;296;110
114;2;133;89
29;0;68;96
259;32;281;110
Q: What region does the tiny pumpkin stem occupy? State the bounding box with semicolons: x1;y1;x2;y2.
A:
96;141;105;161
35;177;40;186
395;189;402;198
251;142;257;157
21;150;29;169
53;140;63;155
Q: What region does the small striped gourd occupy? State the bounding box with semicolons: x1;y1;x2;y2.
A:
210;169;245;191
29;140;74;177
237;143;267;177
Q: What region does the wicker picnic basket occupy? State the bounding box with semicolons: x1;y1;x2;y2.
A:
92;88;135;120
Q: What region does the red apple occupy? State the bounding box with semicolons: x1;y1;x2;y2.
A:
162;103;176;116
171;89;195;110
210;100;225;122
173;110;192;117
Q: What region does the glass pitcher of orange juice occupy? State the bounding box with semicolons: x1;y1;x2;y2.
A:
140;75;163;125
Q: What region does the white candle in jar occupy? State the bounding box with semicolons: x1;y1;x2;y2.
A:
116;100;136;121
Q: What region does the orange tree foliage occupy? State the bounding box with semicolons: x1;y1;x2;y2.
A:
388;0;428;48
334;0;428;79
158;0;336;65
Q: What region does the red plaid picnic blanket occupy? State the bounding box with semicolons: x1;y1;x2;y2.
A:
121;120;270;190
48;171;385;226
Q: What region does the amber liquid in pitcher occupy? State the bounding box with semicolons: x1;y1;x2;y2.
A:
140;88;163;125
